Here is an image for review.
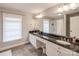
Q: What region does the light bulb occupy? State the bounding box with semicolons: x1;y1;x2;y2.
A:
36;14;44;18
58;8;63;12
70;3;77;10
63;5;69;11
58;13;62;15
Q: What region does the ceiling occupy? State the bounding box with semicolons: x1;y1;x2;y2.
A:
0;3;57;14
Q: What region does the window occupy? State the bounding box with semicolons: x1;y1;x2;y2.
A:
3;13;22;42
43;20;49;33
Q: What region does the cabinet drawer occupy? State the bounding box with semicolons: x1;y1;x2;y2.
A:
58;45;73;56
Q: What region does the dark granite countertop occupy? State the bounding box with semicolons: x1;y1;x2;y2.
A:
29;31;79;53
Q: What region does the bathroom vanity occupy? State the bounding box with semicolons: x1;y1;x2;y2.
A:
29;31;79;56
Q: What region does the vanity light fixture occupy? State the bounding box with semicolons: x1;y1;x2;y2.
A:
35;14;44;18
58;13;62;15
58;7;63;13
57;3;78;15
63;5;69;11
57;5;69;13
70;3;77;10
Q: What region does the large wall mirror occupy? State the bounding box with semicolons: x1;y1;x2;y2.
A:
42;15;64;35
68;12;79;38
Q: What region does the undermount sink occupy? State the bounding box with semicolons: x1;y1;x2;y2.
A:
56;40;71;45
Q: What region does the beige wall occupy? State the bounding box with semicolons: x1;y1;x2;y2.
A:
0;7;42;50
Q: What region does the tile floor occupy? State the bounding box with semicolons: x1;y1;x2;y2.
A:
11;43;46;56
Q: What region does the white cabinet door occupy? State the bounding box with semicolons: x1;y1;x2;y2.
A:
46;41;59;56
46;41;73;56
29;34;37;48
29;34;34;45
72;52;79;56
0;50;12;56
59;46;73;56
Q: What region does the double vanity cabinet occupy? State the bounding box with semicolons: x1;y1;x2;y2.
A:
29;33;79;56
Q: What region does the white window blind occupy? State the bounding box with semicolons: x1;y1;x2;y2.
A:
43;20;49;33
3;13;22;42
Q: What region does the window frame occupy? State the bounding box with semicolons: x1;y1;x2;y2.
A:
3;13;22;42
